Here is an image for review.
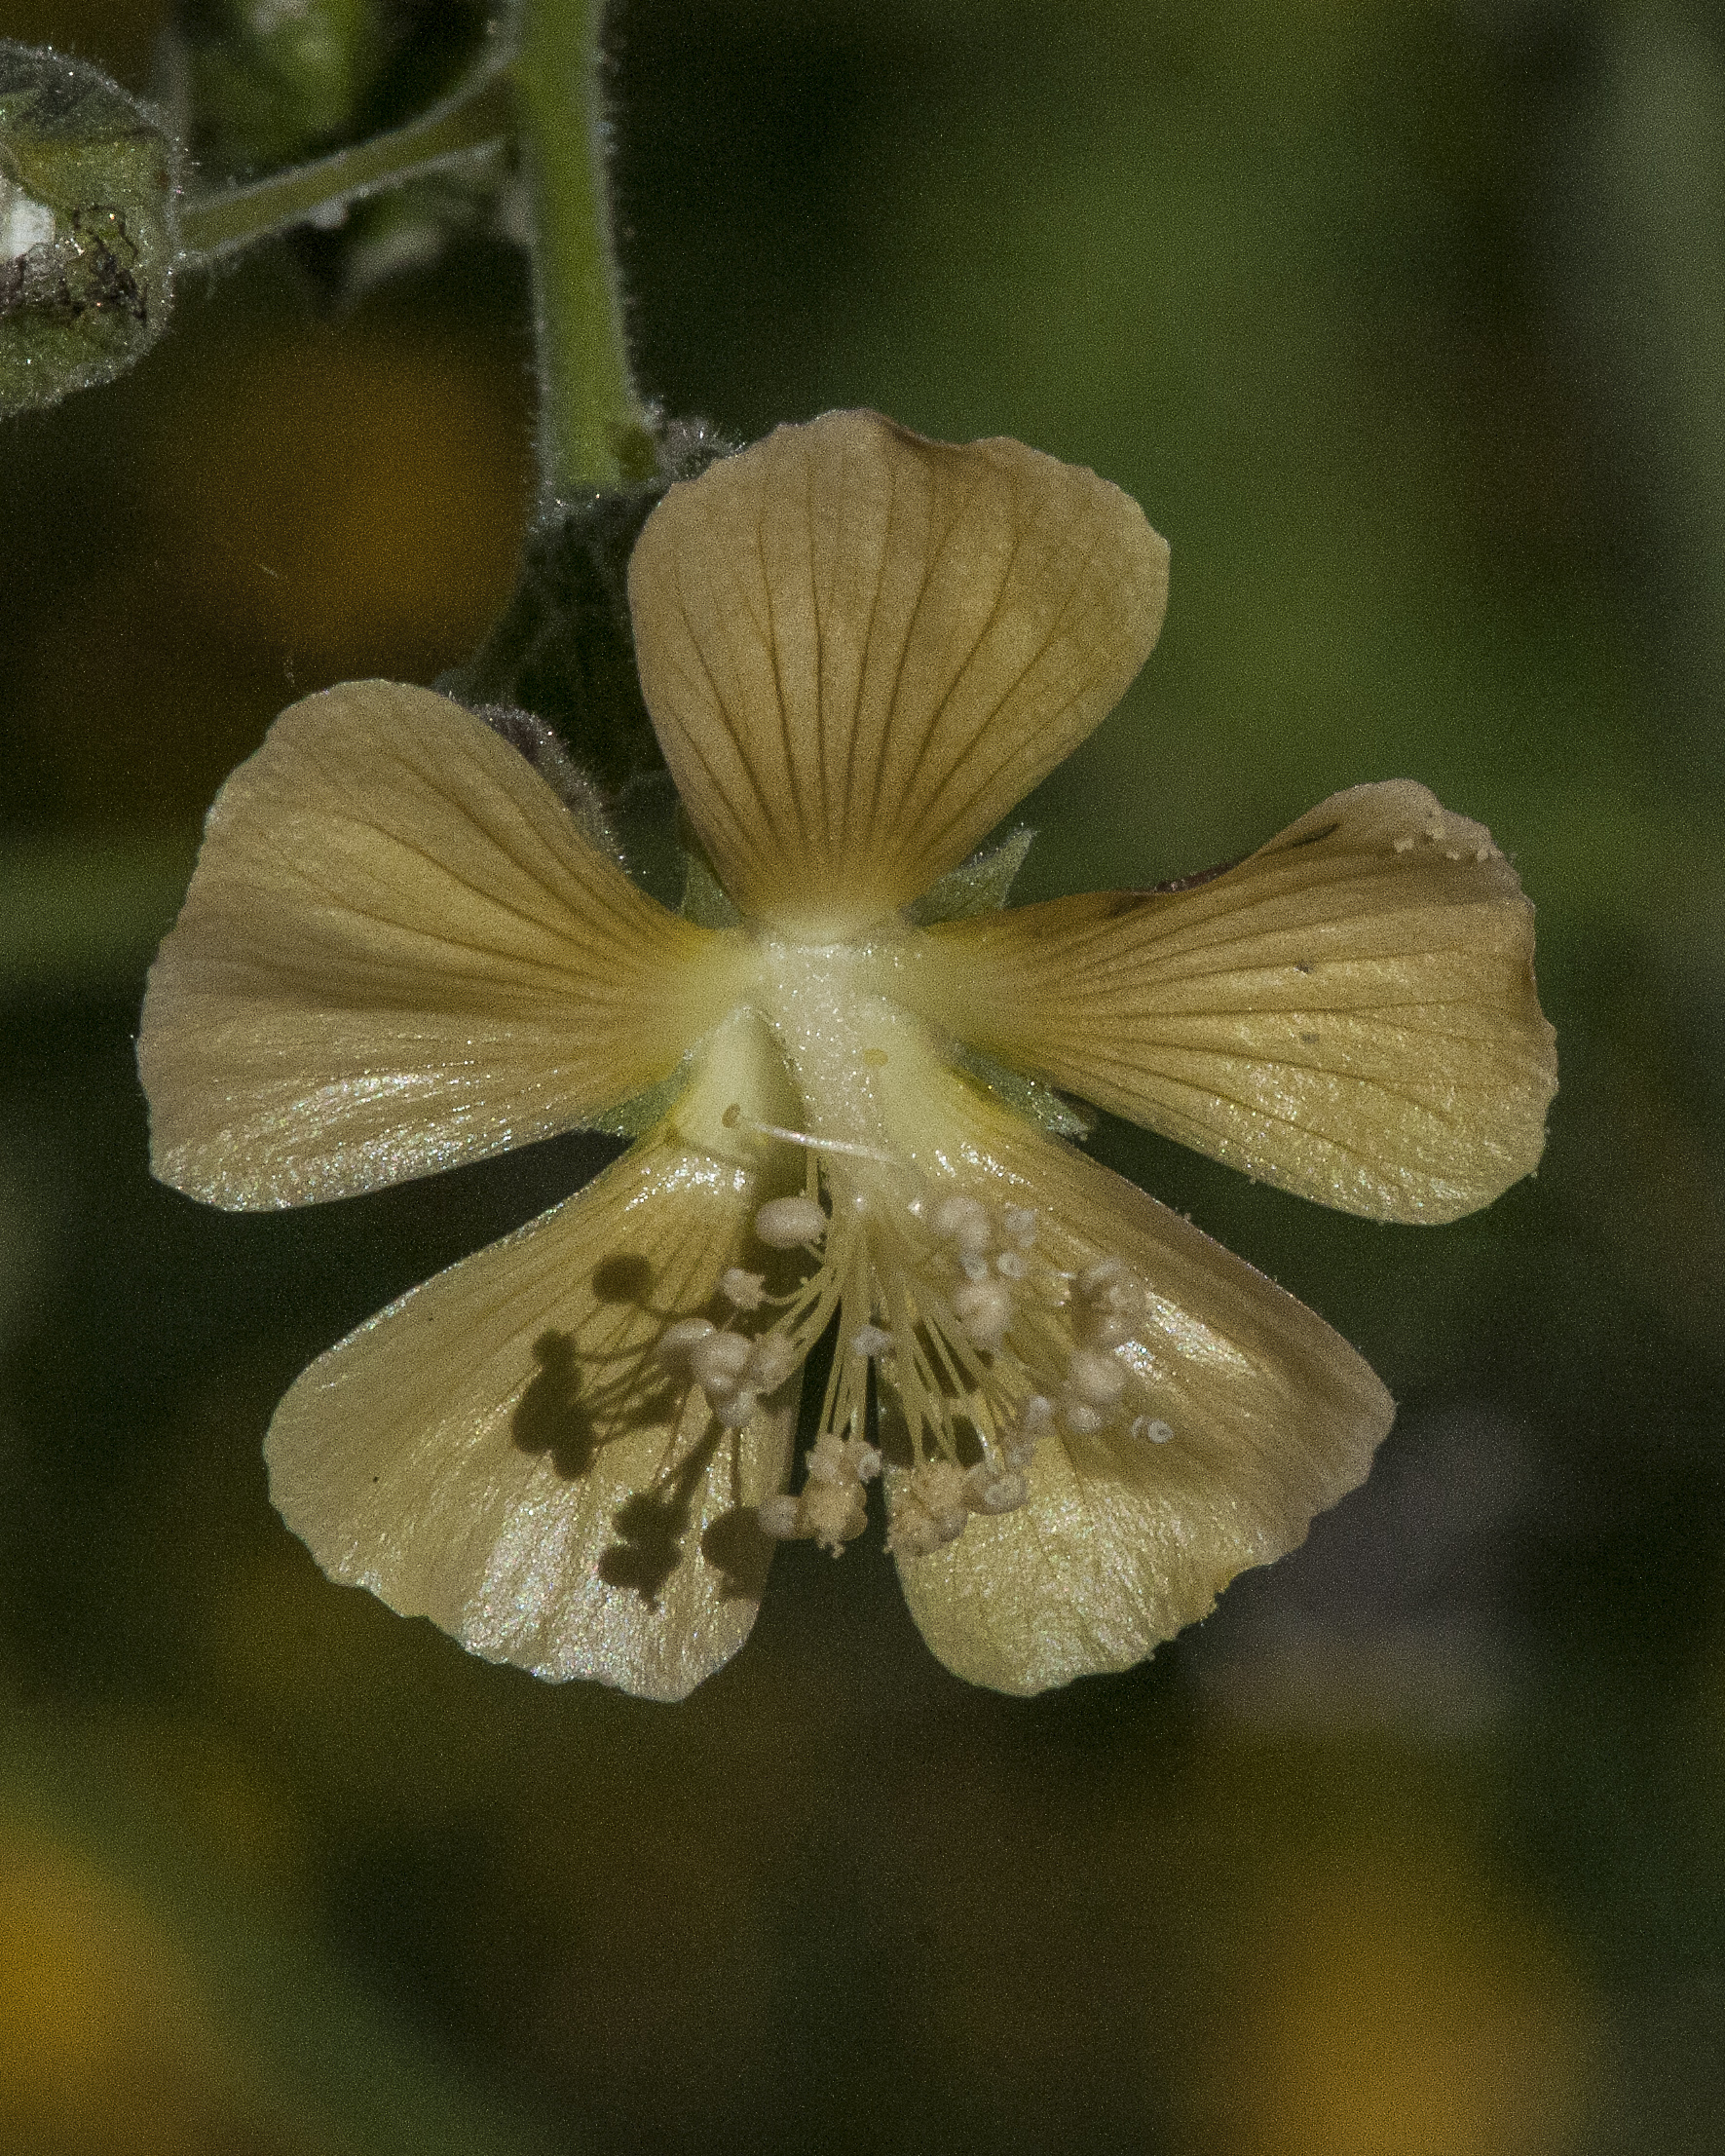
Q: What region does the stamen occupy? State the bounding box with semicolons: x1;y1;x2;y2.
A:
1066;1346;1126;1407
690;1329;751;1397
806;1431;881;1486
758;1494;804;1539
745;1336;800;1392
963;1461;1029;1515
931;1193;992;1254
720;1267;769;1311
1077;1257;1129;1302
801;1479;867;1554
753;1195;828;1248
886;1458;971;1557
1000;1395;1052;1470
656;1316;716;1372
760;1427;881;1555
953;1277;1012;1351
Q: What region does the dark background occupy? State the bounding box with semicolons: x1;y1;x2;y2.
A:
3;2;1723;2150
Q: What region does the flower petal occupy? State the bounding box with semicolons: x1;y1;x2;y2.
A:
881;1072;1393;1695
628;410;1169;932
139;681;752;1208
264;1036;802;1701
903;782;1557;1223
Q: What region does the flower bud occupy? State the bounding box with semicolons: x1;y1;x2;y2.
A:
1;43;177;416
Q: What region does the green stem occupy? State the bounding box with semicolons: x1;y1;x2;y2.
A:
514;0;653;498
176;66;517;263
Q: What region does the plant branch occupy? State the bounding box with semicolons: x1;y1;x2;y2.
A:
176;65;516;264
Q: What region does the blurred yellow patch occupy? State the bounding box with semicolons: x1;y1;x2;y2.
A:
1197;1843;1599;2156
0;1816;234;2156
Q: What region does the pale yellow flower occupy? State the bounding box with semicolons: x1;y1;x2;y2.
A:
137;410;1556;1699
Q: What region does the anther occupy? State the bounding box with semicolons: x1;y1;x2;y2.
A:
850;1324;894;1359
745;1336;800;1392
806;1432;881;1489
1067;1346;1127;1408
953;1277;1012;1351
757;1495;805;1539
1001;1394;1052;1470
1132;1416;1175;1445
720;1267;769;1310
1002;1206;1038;1248
801;1478;867;1554
690;1330;751;1396
806;1433;851;1485
931;1194;992;1254
753;1195;828;1249
963;1461;1029;1515
887;1459;970;1558
656;1316;716;1372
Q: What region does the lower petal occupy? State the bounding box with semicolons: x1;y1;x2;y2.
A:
265;1083;799;1701
881;1070;1393;1695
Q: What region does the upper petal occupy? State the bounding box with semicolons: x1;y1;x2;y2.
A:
627;410;1169;932
877;1067;1393;1695
900;781;1557;1223
264;1019;803;1701
139;681;754;1208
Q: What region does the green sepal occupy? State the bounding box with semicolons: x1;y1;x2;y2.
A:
906;827;1035;926
442;420;732;795
952;1044;1093;1141
0;43;177;417
468;701;623;864
588;1056;694;1141
678;840;741;930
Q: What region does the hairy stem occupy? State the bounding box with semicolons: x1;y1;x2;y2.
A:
514;0;653;498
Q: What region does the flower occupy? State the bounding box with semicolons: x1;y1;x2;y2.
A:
137;410;1556;1699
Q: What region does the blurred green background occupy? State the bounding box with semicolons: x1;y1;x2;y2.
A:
3;0;1723;2149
